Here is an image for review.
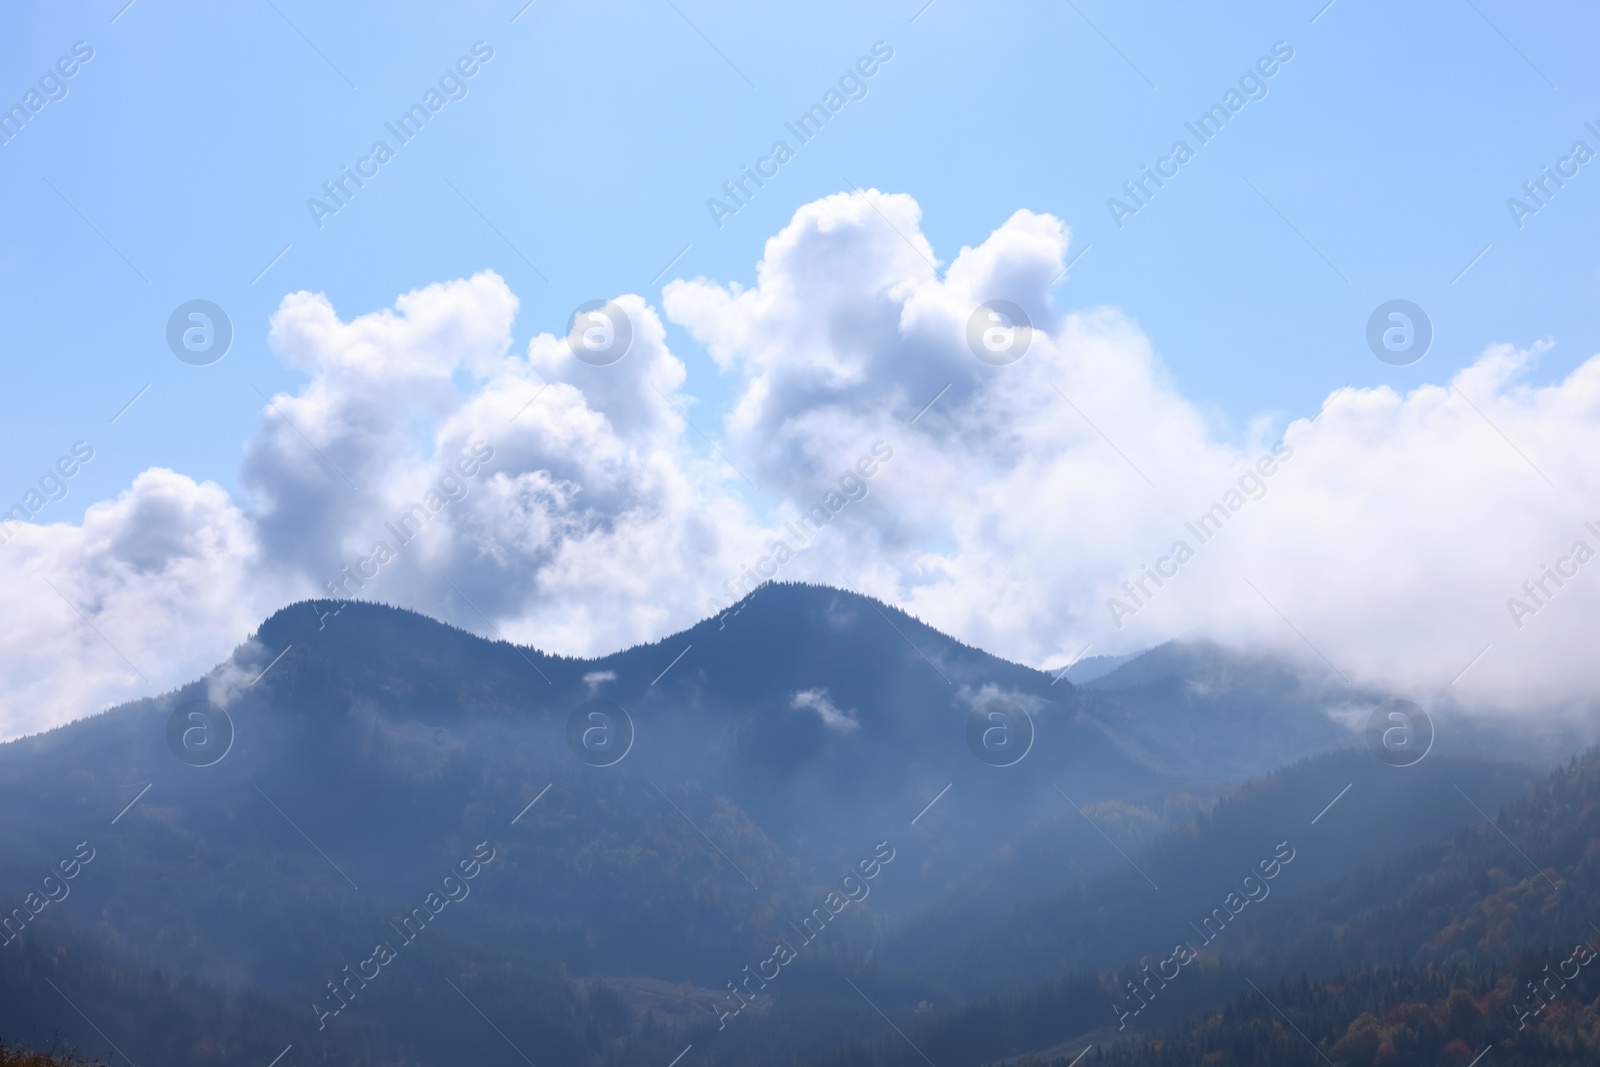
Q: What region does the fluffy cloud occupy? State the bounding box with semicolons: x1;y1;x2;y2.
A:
791;688;860;734
0;468;268;738
665;190;1600;726
2;190;1599;740
245;276;769;659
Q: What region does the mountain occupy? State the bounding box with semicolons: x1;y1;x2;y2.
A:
1058;652;1142;685
881;749;1537;996
1041;961;1600;1067
0;584;1574;1066
796;746;1600;1067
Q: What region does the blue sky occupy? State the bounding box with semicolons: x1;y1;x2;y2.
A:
3;0;1594;510
4;0;1600;739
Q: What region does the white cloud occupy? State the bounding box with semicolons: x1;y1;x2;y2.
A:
0;468;271;738
3;191;1600;740
790;688;860;734
665;189;1600;729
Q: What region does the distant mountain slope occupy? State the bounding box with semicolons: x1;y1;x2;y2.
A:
1231;747;1600;975
798;747;1600;1067
0;584;1574;1067
1059;652;1143;685
1041;961;1600;1067
884;749;1537;996
1072;640;1365;782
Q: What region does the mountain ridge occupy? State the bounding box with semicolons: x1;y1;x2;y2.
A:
0;583;1582;1067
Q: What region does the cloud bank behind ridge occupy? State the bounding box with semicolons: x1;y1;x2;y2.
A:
2;190;1598;739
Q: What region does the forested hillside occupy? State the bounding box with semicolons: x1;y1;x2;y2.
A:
803;749;1600;1067
1053;961;1600;1067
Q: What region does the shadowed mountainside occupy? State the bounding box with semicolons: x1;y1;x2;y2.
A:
0;583;1570;1066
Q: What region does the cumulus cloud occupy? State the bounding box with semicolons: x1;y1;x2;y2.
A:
251;276;788;662
0;468;270;738
2;190;1599;740
0;274;768;739
665;189;1600;726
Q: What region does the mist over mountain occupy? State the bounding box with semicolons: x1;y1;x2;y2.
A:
0;585;1585;1066
800;746;1600;1067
